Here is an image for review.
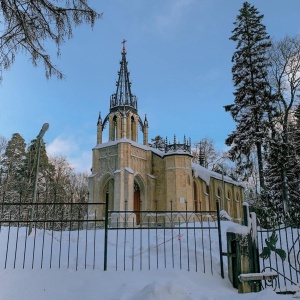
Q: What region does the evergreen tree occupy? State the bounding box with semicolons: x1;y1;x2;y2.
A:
149;135;165;151
0;135;8;188
225;2;271;190
1;133;27;196
293;104;300;158
25;138;54;201
263;136;300;226
264;36;300;219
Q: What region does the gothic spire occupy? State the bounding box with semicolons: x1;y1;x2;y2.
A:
110;39;138;113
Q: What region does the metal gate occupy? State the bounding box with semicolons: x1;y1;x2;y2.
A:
103;201;224;275
257;222;300;293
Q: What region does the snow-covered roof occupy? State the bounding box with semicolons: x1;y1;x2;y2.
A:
125;167;134;174
94;139;190;157
94;138;153;151
192;162;243;187
94;139;243;187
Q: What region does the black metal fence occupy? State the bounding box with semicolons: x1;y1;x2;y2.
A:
257;222;300;293
0;202;105;270
105;207;224;275
0;192;224;275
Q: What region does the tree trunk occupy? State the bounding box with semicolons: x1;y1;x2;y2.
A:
256;142;265;191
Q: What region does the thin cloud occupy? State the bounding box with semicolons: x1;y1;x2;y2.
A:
69;151;92;174
154;0;194;32
47;137;91;173
47;137;79;156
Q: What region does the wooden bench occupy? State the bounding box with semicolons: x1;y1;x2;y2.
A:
238;272;278;293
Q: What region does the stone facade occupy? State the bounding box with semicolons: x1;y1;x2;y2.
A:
89;138;243;221
89;44;243;222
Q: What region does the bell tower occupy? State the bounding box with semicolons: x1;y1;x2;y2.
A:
98;40;148;145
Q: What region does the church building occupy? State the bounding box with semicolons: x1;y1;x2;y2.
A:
89;42;243;223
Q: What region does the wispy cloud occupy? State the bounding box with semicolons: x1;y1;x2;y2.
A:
154;0;194;32
69;151;92;174
47;137;79;156
46;136;91;173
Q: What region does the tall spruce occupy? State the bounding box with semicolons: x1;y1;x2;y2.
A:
25;138;54;201
1;133;27;196
225;2;271;191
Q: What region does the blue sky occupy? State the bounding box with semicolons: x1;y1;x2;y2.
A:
1;0;300;172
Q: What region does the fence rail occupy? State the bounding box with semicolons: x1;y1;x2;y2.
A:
0;194;224;275
0;201;105;270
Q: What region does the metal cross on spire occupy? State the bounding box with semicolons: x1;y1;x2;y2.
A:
122;39;127;52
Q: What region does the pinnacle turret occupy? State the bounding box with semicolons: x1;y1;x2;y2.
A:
97;112;102;125
144;114;148;127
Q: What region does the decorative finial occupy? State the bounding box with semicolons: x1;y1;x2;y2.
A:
122;39;127;52
97;112;102;125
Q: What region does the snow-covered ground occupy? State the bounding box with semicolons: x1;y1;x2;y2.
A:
0;220;297;300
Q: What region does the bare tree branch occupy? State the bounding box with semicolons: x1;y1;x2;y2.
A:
0;0;102;81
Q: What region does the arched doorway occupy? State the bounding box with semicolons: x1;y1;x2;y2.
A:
134;182;140;224
103;178;114;212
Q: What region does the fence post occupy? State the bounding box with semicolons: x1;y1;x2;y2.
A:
104;191;109;271
243;203;249;226
216;199;224;278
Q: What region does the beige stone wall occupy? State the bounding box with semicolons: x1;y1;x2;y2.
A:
190;175;243;219
89;141;243;220
152;153;166;210
164;154;194;211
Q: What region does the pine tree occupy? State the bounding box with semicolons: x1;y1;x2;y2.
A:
25;138;54;202
263;136;300;226
0;135;8;188
225;2;271;191
1;133;27;197
149;135;165;151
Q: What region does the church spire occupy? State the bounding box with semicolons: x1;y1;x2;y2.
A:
110;39;138;113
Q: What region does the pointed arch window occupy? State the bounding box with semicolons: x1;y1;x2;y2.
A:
193;181;198;211
131;116;135;140
204;185;209;196
227;190;231;201
113;115;117;140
